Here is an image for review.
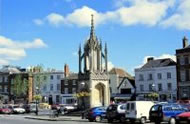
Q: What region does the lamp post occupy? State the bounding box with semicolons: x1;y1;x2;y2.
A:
35;87;39;116
81;82;85;110
151;83;156;101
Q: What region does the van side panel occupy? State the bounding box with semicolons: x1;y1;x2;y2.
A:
125;101;154;121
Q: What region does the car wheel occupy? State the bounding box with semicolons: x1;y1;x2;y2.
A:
88;119;94;122
169;117;176;124
120;116;126;123
95;116;102;122
140;117;146;124
108;119;113;123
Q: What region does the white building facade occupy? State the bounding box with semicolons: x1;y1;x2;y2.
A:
135;58;177;102
41;71;64;104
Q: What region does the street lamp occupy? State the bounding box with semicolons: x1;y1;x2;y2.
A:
81;82;86;110
35;87;39;115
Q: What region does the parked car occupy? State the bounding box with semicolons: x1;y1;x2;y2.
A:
176;111;190;124
0;105;12;114
10;105;25;114
149;103;187;124
106;104;126;123
60;105;75;114
85;106;107;122
125;101;155;124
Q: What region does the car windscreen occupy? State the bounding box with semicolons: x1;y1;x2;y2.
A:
150;105;160;112
13;106;19;108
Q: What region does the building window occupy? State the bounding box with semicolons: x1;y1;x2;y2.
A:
44;76;47;80
180;57;185;65
50;75;54;80
185;56;189;64
4;86;8;93
140;85;144;91
50;84;53;91
2;77;5;82
57;75;61;80
185;69;189;81
0;77;2;82
64;88;68;94
57;84;60;91
158;84;162;91
167;83;172;91
139;74;144;81
180;70;185;81
5;76;8;82
43;85;47;91
149;84;153;91
167;72;171;79
65;80;68;85
72;80;76;85
72;88;76;94
0;85;2;92
148;74;153;80
56;95;60;104
157;73;162;80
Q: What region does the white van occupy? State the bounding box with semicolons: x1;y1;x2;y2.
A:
125;101;155;124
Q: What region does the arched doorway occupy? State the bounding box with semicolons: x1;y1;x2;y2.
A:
95;83;105;106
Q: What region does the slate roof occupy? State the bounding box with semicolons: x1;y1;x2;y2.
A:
109;68;134;80
141;58;176;69
0;65;21;73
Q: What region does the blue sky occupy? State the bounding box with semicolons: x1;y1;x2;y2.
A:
0;0;190;75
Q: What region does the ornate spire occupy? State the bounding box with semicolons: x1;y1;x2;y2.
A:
79;44;81;53
100;38;102;50
105;42;107;54
90;14;95;39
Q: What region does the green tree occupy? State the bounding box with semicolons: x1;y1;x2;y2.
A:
12;75;28;97
148;92;159;101
33;95;42;101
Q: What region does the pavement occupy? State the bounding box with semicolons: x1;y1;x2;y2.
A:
25;115;83;121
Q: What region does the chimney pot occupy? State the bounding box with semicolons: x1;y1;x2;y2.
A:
147;57;154;62
183;36;188;48
64;64;69;77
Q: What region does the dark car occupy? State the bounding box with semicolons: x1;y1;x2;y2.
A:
22;104;31;113
106;104;126;123
149;103;187;124
85;106;107;122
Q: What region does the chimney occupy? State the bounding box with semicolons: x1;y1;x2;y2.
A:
147;57;154;62
183;36;188;48
64;64;69;77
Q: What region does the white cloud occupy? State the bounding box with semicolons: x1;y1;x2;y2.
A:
135;53;176;69
34;0;174;27
0;36;47;49
0;59;9;65
46;13;65;26
161;0;190;30
33;19;44;25
103;61;114;71
0;36;47;65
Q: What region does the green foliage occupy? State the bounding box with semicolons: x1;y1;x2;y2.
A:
12;75;28;97
32;65;49;94
147;92;159;101
74;91;90;98
33;95;42;101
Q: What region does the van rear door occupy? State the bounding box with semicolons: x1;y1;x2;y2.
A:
125;102;136;119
